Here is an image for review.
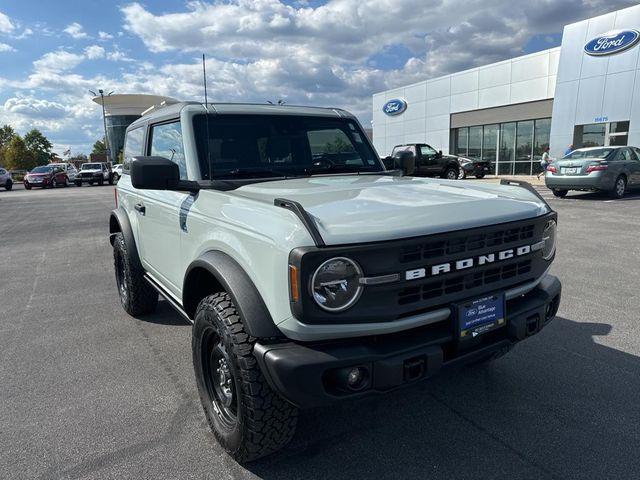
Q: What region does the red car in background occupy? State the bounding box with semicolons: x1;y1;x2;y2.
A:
24;165;69;189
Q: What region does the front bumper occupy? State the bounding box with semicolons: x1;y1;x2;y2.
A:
545;172;613;191
462;162;490;176
254;274;561;408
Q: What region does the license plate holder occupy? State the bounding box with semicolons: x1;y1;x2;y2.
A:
456;293;506;339
563;167;578;174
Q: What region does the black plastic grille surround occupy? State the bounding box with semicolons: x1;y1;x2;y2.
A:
289;213;556;325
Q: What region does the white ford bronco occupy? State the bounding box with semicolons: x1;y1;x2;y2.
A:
109;102;561;462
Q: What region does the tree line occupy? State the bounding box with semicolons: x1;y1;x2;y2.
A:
0;125;55;171
0;124;110;171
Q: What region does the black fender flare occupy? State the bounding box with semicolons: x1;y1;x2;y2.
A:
183;251;283;339
109;207;142;269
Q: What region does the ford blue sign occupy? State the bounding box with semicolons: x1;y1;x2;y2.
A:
584;29;640;56
382;99;407;116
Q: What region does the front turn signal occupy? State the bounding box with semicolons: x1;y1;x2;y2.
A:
289;265;299;302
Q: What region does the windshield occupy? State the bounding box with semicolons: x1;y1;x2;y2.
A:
81;163;101;170
31;166;53;174
193;114;383;180
564;148;613;160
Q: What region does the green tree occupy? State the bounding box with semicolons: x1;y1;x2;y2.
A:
92;139;107;155
0;125;15;148
4;135;36;171
71;153;88;163
24;129;53;166
0;125;16;166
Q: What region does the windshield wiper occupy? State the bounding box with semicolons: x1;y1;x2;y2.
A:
217;167;295;179
304;164;379;175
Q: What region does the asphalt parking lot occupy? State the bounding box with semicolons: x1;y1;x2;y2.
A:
1;182;639;480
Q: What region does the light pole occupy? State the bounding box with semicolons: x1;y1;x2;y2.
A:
90;89;114;163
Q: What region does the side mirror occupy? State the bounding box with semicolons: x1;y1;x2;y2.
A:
382;156;394;169
438;150;443;157
394;151;415;176
131;156;199;193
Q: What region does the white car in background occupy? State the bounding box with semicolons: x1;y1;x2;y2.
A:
49;163;78;182
112;164;124;182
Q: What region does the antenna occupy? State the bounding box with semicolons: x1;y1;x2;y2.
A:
202;54;208;105
202;54;212;181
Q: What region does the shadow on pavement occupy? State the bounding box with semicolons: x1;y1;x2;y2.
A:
248;317;640;480
136;299;190;326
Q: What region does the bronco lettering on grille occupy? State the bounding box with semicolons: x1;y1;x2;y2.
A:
405;244;537;281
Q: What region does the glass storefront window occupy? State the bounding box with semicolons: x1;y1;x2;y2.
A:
456;128;468;156
582;124;606;147
482;124;498;164
515;120;534;163
533;118;551;174
468;126;482;159
452;118;550;176
499;123;516;175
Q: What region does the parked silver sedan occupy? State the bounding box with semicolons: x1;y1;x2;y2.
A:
545;146;640;198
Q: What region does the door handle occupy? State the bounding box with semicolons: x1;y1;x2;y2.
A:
134;203;146;215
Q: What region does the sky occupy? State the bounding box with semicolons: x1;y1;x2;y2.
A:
0;0;637;157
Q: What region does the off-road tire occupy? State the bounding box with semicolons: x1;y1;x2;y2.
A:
609;175;626;199
552;189;568;198
4;180;12;191
112;232;158;316
193;292;298;463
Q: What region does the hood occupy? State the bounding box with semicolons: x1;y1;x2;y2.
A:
232;175;549;245
27;173;51;178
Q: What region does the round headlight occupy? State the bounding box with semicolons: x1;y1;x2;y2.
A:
542;220;557;260
311;257;363;312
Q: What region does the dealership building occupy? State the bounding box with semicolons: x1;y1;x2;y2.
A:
372;4;640;175
91;94;177;163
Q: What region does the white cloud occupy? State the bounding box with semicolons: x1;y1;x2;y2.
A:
4;96;69;119
0;42;15;52
84;45;105;59
0;11;15;34
63;22;87;39
98;31;113;40
15;28;33;40
33;50;84;73
107;49;133;62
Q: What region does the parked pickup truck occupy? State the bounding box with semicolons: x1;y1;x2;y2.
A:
387;143;491;179
109;102;561;462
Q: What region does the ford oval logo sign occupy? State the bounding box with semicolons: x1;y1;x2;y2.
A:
382;99;407;116
584;29;640;56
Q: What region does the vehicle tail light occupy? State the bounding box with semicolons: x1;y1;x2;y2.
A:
585;163;608;173
546;165;557;174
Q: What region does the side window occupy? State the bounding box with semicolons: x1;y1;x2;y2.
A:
150;121;187;179
632;147;640;160
626;148;637;161
420;145;437;156
619;149;631;161
123;126;145;170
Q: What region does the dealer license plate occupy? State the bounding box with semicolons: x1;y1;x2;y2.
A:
563;167;578;174
458;293;505;339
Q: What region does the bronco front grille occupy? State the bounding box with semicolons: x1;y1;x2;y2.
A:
289;213;555;325
400;224;535;263
398;259;532;306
